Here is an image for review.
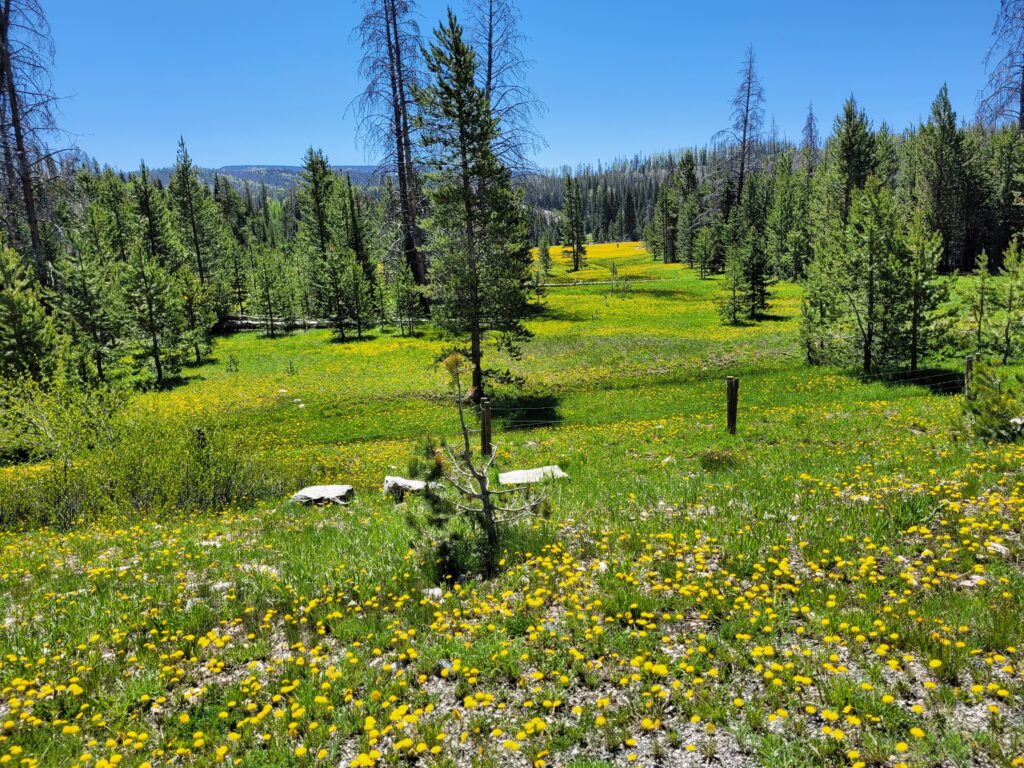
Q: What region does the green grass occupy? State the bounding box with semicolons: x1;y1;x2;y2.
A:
1;244;1023;767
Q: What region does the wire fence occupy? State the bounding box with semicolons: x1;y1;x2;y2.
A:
322;341;973;451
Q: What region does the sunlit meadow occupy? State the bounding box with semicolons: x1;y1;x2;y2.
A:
2;244;1023;767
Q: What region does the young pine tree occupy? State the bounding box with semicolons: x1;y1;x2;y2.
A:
123;244;184;387
562;174;587;271
0;244;54;380
537;232;552;277
804;178;908;374
964;250;995;357
718;231;750;325
340;249;374;339
391;263;422;337
168;138;228;286
901;210;947;372
249;245;295;337
997;238;1024;364
296;148;347;338
177;269;217;365
54;233;123;383
132;162;184;270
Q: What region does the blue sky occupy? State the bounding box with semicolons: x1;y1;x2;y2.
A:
47;0;995;170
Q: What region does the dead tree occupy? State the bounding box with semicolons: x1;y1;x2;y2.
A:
714;45;765;206
0;0;58;278
352;0;425;284
980;0;1024;130
463;0;546;171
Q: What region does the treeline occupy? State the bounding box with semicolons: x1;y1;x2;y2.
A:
524;154;673;244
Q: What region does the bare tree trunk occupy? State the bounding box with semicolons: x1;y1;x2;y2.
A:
0;0;42;272
460;131;483;401
483;0;494;98
385;0;423;285
1018;63;1024;131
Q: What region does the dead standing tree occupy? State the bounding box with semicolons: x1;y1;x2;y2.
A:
463;0;546;172
713;45;765;209
980;0;1024;130
352;0;426;285
0;0;59;280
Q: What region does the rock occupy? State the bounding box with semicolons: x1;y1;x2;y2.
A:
661;456;676;465
383;476;433;502
498;465;569;486
959;573;988;589
421;587;444;601
290;485;354;506
986;541;1010;557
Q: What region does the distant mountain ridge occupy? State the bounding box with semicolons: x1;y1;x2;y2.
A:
148;164;378;194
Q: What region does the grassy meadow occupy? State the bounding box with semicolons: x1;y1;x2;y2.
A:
2;242;1024;768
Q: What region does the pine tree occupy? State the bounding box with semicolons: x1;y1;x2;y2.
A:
296;148;347;336
354;0;424;283
800;102;821;175
901;210;947;371
694;225;717;280
54;232;122;383
675;194;698;267
416;10;532;398
917;86;970;272
340;249;374;339
176;268;217;365
985;126;1024;254
980;0;1024;129
997;237;1024;363
97;168;135;262
965;250;995;356
722;45;765;204
649;185;677;262
123;244;183;387
132;162;183;270
621;186;637;241
537;232;552;276
718;231;749;325
168;138;227;286
0;244;53;379
249;245;295;337
805;178;909;374
562;173;586;270
391;263;421;336
297;148;340;263
766;152;811;280
832;97;876;225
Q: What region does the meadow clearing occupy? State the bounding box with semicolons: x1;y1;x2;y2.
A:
1;242;1023;768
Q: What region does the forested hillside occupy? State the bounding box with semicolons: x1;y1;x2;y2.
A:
147;165;378;196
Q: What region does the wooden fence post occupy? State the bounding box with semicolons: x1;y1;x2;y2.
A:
481;397;493;456
965;355;975;400
726;376;739;435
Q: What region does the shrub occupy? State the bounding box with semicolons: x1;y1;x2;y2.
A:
0;379;304;528
962;362;1024;442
